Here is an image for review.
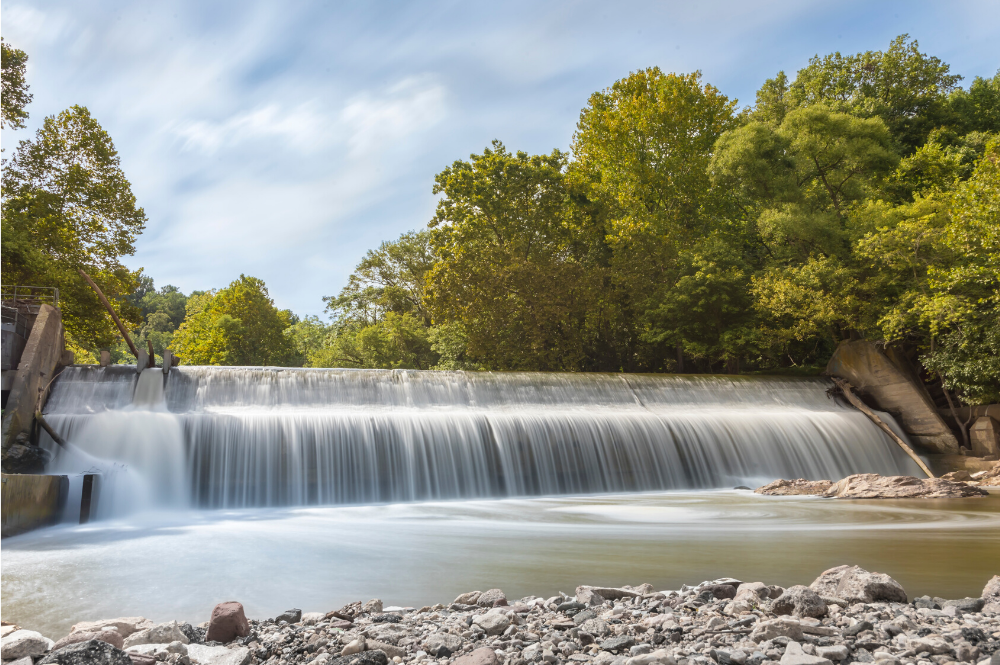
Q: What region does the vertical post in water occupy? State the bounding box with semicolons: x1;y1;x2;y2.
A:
80;474;99;524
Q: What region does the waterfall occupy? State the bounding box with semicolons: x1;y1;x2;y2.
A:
41;366;923;512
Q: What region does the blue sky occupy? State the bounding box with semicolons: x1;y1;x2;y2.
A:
2;1;998;317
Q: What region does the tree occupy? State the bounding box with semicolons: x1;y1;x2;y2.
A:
172;275;299;366
1;39;32;130
2;106;147;350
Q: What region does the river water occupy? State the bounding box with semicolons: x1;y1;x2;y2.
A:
3;489;999;638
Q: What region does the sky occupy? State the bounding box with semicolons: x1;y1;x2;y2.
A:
2;1;999;318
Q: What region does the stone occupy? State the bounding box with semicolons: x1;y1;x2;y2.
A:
808;565;907;604
600;636;636;652
276;609;302;624
452;647;500;665
942;598;985;613
822;474;988;499
454;591;482;605
941;470;973;482
816;646;849;661
580;619;610;637
205;602;250;643
126;653;156;665
342;639;366;656
2;629;55;659
772;586;828;618
971;417;1000;458
750;618;805;643
70;619;152;640
701;584;738;600
577;588;607;607
364;641;404;659
472;613;510;636
327;652;387;665
1;625;21;639
123;623;189;648
39;640;133;665
907;636;952;656
1;442;52;473
779;642;832;665
186;644;250;665
982;575;1000;609
53;630;125;651
422;633;462;657
361;600;383;614
736;583;771;601
477;589;506;607
626;649;675;665
844;621;873;637
754;479;833;496
7;657;34;665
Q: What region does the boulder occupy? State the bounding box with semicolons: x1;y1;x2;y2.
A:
453;591;482;605
750;618;805;643
472;613;510;636
942;598;985;613
422;633;462;657
779;642;832;665
809;565;907;604
983;575;1000;613
1;629;56;659
205;602;250;643
186;644;250;665
276;609;302;624
772;586;827;618
452;647;500;665
830;473;989;499
754;479;833;496
700;584;738;600
70;619;151;640
53;630;125;651
39;640;132;665
476;589;506;607
122;622;189;648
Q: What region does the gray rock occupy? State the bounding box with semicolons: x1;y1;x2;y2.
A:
844;621;873;637
364;640;404;659
577;588;607;607
1;442;51;473
454;591;482;605
600;636;636;652
941;598;985;613
815;645;848;661
123;623;189;649
361;600;383;614
186;644;250;665
39;640;132;665
779;642;832;665
422;632;463;657
772;586;827;619
750;619;805;643
2;629;56;659
477;589;507;607
580;619;610;637
472;613;510;636
52;631;124;652
71;619;150;640
573;610;597;625
327;651;388;665
452;647;500;665
276;609;302;624
808;566;906;604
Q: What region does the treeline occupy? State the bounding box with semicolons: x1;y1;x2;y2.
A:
3;36;998;404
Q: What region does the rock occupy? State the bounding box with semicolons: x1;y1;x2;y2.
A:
123;622;189;648
942;597;985;612
53;630;125;651
127;654;156;665
1;625;21;639
701;584;738;600
772;586;827;618
982;575;1000;613
816;645;848;661
186;644;250;665
626;649;675;665
328;652;387;665
70;619;152;640
454;592;482;605
971;417;1000;457
205;602;250;643
361;600;383;614
365;641;404;659
276;609;302;624
7;657;33;665
452;647;500;665
342;639;366;656
2;629;56;659
736;582;771;601
808;565;907;604
1;442;52;473
941;470;974;481
844;621;873;637
422;633;462;658
301;612;325;625
750;618;805;643
39;640;132;665
600;636;636;652
754;479;833;496
779;642;832;665
476;589;506;607
822;474;989;499
576;588;606;607
472;613;510;636
580;618;610;637
907;635;952;655
369;614;402;624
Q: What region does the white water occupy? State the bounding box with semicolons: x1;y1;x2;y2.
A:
41;366;923;515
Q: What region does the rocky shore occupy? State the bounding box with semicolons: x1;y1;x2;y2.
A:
3;566;999;665
755;474;999;499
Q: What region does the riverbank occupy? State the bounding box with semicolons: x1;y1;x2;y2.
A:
3;565;998;665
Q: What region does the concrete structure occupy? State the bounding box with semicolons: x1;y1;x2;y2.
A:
1;304;67;453
827;340;960;454
971;416;1000;458
1;473;68;537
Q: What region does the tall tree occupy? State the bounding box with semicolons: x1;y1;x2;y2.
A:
1;39;32;130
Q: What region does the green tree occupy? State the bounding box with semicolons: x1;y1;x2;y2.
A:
2;105;147;350
1;39;32;130
172;275;299;366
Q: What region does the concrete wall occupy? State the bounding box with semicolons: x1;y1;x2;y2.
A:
1;473;68;537
827;340;960;454
1;304;66;452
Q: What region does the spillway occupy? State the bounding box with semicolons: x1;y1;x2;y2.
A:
41;366;923;516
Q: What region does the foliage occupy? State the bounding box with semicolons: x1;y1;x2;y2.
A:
1;39;32;130
2;105;147;350
172;275;298;366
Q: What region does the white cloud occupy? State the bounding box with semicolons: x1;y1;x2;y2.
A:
340;77;447;157
169;103;333;155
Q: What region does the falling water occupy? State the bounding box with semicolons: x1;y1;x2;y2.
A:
41;366;923;513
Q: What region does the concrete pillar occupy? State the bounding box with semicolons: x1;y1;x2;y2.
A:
971;416;1000;458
